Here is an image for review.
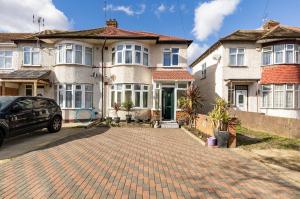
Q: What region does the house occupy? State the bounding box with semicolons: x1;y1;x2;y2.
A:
0;19;193;122
191;20;300;119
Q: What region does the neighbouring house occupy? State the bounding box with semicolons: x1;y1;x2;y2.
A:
191;20;300;119
0;19;193;122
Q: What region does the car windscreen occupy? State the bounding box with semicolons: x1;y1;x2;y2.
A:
0;96;17;111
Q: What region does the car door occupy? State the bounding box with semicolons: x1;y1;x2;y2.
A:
32;98;51;128
8;98;35;136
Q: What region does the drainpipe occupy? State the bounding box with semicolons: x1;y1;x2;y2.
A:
101;38;107;120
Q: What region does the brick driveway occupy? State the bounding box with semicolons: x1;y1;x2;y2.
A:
0;127;299;199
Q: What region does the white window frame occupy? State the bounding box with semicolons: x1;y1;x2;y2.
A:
0;50;13;69
163;48;179;67
274;44;285;64
262;46;273;65
111;43;149;67
110;83;149;109
229;48;245;66
56;42;93;66
176;82;188;110
23;46;40;66
56;84;93;109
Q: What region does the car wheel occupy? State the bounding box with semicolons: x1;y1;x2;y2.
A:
48;116;62;133
0;130;4;147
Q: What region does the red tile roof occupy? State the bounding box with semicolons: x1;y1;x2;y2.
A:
260;65;300;84
152;70;194;81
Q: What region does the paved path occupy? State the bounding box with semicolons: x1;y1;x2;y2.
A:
0;127;299;198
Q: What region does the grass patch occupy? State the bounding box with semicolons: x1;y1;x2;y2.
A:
237;126;300;151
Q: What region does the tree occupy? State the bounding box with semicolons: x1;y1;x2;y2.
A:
178;84;203;128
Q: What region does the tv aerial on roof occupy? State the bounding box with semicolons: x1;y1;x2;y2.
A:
33;14;45;32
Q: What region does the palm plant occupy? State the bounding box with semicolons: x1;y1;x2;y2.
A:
209;97;230;131
178;84;203;128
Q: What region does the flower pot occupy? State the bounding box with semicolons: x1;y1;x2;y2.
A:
113;117;120;124
207;136;217;147
214;131;229;148
125;114;132;123
106;117;112;124
177;120;185;128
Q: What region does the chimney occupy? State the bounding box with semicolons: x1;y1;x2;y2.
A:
263;20;280;30
106;19;118;28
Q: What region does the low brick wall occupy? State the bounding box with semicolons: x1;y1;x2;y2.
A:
231;110;300;138
194;114;215;136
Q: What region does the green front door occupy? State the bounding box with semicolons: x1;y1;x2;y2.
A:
162;88;174;120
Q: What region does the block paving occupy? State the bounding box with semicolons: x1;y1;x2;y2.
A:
0;127;299;198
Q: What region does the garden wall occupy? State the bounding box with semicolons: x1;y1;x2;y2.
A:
231;110;300;138
194;114;215;136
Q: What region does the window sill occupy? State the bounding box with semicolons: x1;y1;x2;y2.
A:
261;63;300;67
0;68;14;70
110;64;149;68
61;108;94;110
54;63;93;67
227;65;248;68
22;65;42;67
260;107;300;110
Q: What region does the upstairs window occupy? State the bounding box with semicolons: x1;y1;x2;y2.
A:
229;48;244;66
274;44;284;64
0;50;12;69
23;47;40;65
163;48;179;66
111;44;149;66
262;46;273;65
56;43;93;65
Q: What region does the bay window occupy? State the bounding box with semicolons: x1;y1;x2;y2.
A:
0;50;12;69
23;47;40;65
261;84;300;109
110;84;149;108
111;43;149;66
56;43;93;65
56;84;93;109
262;44;300;65
229;48;244;66
163;48;179;66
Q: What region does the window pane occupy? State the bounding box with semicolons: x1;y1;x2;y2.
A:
85;92;93;108
177;90;185;108
178;83;187;89
111;91;115;107
263;52;272;65
135;45;141;51
75;90;82;108
134;84;141;90
24;52;31;64
262;91;271;107
229;48;237;54
66;91;72;108
172;48;179;53
163;52;171;66
237;54;244;65
85;85;93;91
286;51;293;63
85;47;92;65
135;91;140;107
135;51;141;64
32;52;39;65
125;51;132;64
66;49;72;63
117;92;122;104
143;53;148;66
143;92;148;108
286;91;293;108
155;89;160;109
117;51;122;63
59;90;64;107
125;91;132;102
172;54;178;65
5;57;12;68
125;85;132;89
117;45;123;50
275;52;283;63
229;55;236;65
274;91;284;108
0;57;4;68
58;46;63;63
75;45;82;64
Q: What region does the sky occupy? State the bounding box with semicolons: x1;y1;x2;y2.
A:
1;0;300;64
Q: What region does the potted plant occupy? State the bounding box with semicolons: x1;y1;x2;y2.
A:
122;100;133;123
113;102;121;124
208;97;230;148
178;84;203;128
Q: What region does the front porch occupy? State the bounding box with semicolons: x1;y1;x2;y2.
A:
0;70;52;97
151;70;194;122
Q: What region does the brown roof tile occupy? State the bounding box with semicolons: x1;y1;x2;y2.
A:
0;33;33;42
152;70;194;81
260;65;300;84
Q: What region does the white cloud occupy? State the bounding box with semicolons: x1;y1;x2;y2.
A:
155;3;175;16
192;0;240;41
187;43;209;65
104;4;145;16
0;0;71;32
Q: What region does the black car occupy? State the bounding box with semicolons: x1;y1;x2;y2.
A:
0;96;62;147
